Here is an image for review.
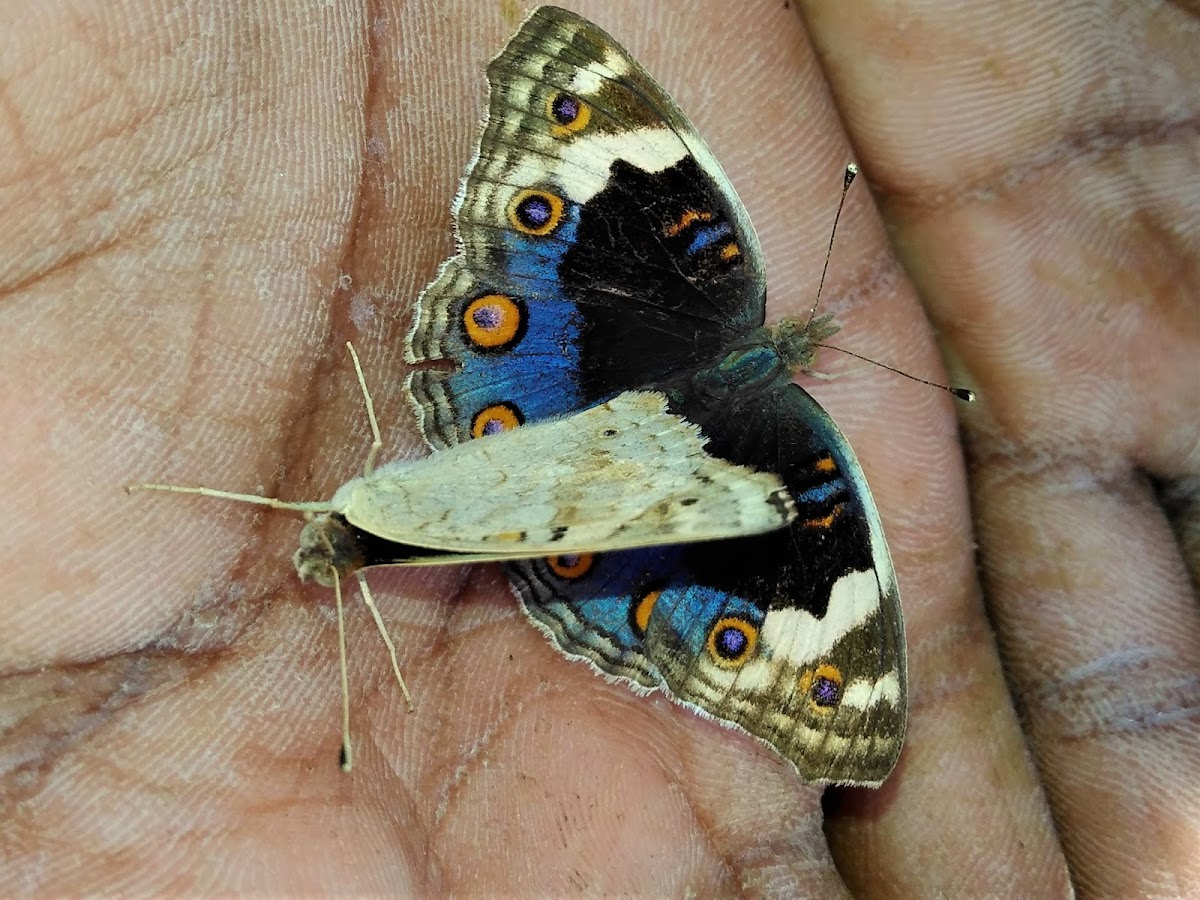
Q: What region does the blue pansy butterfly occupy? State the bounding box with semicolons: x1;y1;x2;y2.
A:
135;5;907;785
378;7;904;785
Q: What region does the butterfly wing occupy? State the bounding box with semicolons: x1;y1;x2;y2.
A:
402;6;906;783
405;5;766;448
334;391;792;555
512;370;906;785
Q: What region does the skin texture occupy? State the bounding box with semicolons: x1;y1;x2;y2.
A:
2;0;1197;896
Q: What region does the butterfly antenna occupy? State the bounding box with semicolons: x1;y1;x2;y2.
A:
345;342;383;478
817;343;976;401
124;482;333;512
356;572;415;711
798;164;974;403
803;163;859;331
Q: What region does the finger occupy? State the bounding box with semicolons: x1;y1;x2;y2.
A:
798;0;1082;895
805;0;1200;896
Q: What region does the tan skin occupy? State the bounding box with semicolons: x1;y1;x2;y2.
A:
3;1;1198;895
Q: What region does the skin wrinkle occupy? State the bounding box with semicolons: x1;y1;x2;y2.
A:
661;768;742;894
1157;473;1200;592
427;678;550;829
726;812;836;896
4;53;226;297
696;834;748;894
904;609;993;712
2;651;196;804
0;82;35;188
968;437;1133;490
685;759;831;895
1;240;117;302
1020;647;1200;741
975;113;1200;212
874;110;1200;221
415;568;550;809
973;457;1185;620
807;0;1199;893
337;14;375;335
960;261;1197;895
1123;209;1200;319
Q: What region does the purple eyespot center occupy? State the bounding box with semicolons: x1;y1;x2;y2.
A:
471;304;502;330
471;402;522;439
556;553;581;569
551;94;581;124
516;195;552;228
716;626;748;659
811;675;841;708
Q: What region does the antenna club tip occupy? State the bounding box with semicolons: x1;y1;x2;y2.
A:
952;388;976;402
844;163;859;187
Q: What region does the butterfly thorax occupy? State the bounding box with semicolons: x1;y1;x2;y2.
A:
680;313;842;402
688;342;784;401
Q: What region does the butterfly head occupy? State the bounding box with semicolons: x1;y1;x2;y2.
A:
294;513;366;588
768;313;841;376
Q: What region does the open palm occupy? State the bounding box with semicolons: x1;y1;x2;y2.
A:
3;1;1197;896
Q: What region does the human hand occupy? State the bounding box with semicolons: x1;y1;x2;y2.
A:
3;2;1196;896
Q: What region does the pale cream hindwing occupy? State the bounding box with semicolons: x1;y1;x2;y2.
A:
332;392;793;555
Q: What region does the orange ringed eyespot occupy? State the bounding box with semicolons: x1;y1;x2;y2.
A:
463;295;525;350
547;93;590;136
508;189;564;236
471;403;523;439
707;617;758;667
547;553;595;580
804;663;844;710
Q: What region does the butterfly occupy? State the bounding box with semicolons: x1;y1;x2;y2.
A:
391;6;906;786
133;5;908;785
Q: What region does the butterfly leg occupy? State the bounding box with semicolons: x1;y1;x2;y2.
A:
327;560;414;774
357;571;414;712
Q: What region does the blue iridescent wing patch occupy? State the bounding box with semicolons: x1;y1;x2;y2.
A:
403;6;906;786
